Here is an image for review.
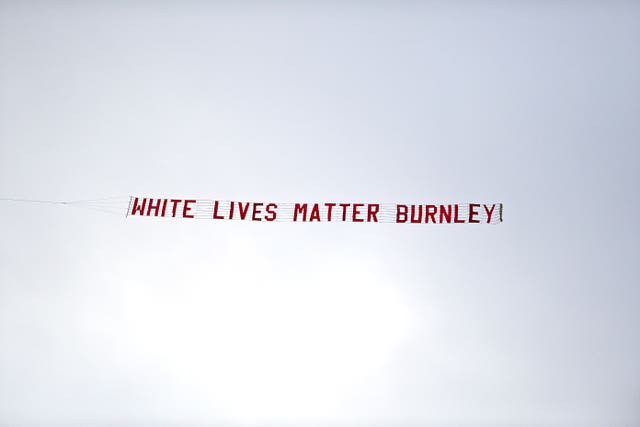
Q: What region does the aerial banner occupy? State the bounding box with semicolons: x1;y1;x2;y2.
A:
127;197;503;224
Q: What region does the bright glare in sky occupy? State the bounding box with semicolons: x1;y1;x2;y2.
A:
122;243;414;423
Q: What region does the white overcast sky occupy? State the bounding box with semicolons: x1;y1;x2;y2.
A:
1;1;639;427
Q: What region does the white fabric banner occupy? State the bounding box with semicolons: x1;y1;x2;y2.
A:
127;197;503;224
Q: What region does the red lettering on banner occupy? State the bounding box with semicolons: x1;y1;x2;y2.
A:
325;203;335;221
147;199;161;216
309;204;321;222
294;203;307;221
425;205;437;223
469;203;480;223
252;203;263;221
484;204;495;223
454;204;465;223
339;203;349;221
265;203;277;221
368;204;379;222
213;201;224;219
170;199;181;217
183;200;196;218
396;204;408;223
131;198;146;216
352;203;364;222
410;205;422;223
127;197;502;224
439;204;451;223
238;202;250;220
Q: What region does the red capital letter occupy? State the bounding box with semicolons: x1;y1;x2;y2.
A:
469;203;480;223
213;201;224;219
352;203;364;222
425;205;437;223
367;204;379;222
396;204;408;223
484;204;496;223
147;199;162;216
131;198;146;216
252;203;263;221
339;203;350;221
325;203;336;221
183;200;196;218
293;203;307;221
454;204;465;223
170;199;181;217
265;203;277;221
